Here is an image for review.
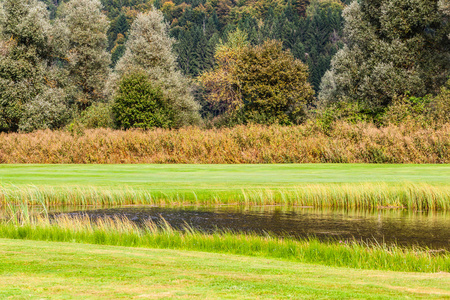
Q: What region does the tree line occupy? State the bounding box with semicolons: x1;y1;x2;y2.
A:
0;0;449;132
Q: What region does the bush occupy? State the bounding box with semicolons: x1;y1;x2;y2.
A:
78;102;114;129
381;95;430;126
112;72;174;129
314;101;369;133
381;81;450;127
427;83;450;124
112;11;200;128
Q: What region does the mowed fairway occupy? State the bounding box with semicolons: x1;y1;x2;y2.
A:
1;164;450;190
1;163;450;209
1;238;449;299
1;165;449;298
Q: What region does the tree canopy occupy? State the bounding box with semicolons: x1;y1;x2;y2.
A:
200;30;314;125
112;9;200;128
318;0;450;114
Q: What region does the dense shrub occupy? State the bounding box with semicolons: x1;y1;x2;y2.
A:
381;81;450;126
112;72;174;129
428;82;450;124
76;102;114;129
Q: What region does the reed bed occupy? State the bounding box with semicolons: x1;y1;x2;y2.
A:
0;122;449;164
1;183;449;210
0;214;448;273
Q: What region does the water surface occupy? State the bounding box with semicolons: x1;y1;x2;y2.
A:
59;205;450;250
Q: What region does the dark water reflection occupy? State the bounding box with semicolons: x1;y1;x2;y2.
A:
59;206;450;249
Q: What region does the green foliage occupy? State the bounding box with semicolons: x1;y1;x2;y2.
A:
107;13;130;66
0;0;56;132
7;0;449;130
113;9;200;127
200;34;313;125
236;40;314;124
319;0;450;114
61;0;111;109
306;0;343;18
381;95;431;126
169;0;344;93
110;42;126;67
76;102;115;129
112;72;174;129
428;82;450;124
198;29;249;120
314;101;368;133
19;88;71;132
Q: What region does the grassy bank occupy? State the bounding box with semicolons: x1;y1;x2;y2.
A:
1;239;449;299
0;122;449;164
1;164;450;209
2;182;450;210
0;215;448;273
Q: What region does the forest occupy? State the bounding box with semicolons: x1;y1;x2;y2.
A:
0;0;449;132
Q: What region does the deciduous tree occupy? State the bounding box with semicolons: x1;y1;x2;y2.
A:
236;40;314;124
200;30;314;125
319;0;450;114
61;0;111;109
112;9;200;127
0;0;57;131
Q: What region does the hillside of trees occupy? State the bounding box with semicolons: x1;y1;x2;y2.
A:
0;0;449;132
40;0;350;91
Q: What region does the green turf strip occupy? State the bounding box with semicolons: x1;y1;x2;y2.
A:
0;238;449;299
1;164;450;188
1;164;450;209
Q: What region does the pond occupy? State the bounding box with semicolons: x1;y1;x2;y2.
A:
56;205;450;250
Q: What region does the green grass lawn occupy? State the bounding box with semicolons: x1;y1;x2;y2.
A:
1;164;449;189
1;238;449;299
1;164;449;209
1;165;449;298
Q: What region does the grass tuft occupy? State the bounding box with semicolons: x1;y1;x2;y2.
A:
1;183;449;210
0;214;448;273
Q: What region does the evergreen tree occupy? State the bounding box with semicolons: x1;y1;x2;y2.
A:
292;0;310;17
110;33;127;67
107;13;130;51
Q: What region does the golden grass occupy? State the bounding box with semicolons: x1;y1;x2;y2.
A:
0;121;449;163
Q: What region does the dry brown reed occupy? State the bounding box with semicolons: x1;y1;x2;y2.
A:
0;121;449;163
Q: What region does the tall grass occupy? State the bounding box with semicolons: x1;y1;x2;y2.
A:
0;122;449;163
0;214;448;273
1;183;449;210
